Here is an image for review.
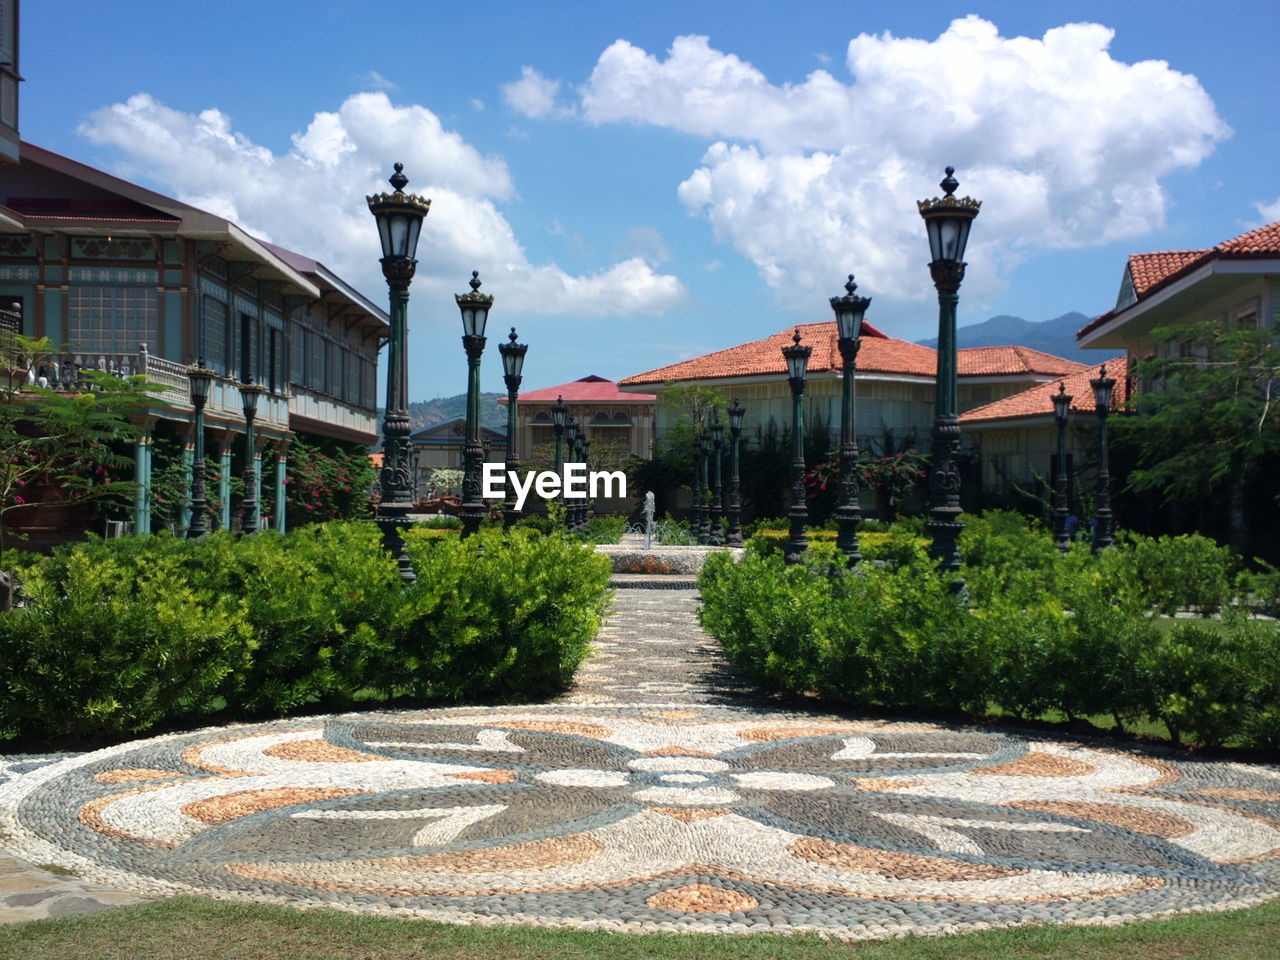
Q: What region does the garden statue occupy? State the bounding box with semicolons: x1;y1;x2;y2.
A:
643;490;655;550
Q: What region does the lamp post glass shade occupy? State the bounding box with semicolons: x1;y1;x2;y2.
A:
830;275;870;343
456;271;493;339
1091;365;1115;410
551;396;566;431
188;363;214;403
367;163;430;263
782;330;812;381
917;167;980;265
1052;382;1073;424
728;399;745;433
499;327;527;380
240;381;264;418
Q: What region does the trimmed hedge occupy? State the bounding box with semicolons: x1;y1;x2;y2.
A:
700;513;1280;749
0;524;611;742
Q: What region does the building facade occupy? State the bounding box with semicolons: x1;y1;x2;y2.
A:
0;143;387;539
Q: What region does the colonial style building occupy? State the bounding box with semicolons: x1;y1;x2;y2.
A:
0;142;387;538
960;357;1128;503
410;419;506;499
619;319;1083;450
1077;219;1279;364
505;375;656;463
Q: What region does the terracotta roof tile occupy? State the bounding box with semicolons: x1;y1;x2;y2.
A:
1079;219;1280;340
957;345;1087;377
1128;250;1208;296
620;321;1081;386
520;375;654;403
1215;220;1280;255
961;356;1128;424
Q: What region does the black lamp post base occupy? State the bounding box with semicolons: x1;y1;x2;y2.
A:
376;507;416;584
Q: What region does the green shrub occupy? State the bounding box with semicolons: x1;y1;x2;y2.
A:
697;512;1280;748
397;529;612;700
581;514;627;544
417;515;463;530
0;524;613;744
0;536;252;739
1104;532;1239;615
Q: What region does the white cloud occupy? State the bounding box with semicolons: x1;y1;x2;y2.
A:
575;18;1229;313
502;66;565;118
77;92;683;319
1256;197;1280;224
470;98;485;112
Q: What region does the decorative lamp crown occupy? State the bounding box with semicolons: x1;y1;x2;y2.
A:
456;271;494;339
917;166;981;264
728;398;745;433
1052;382;1073;424
1090;364;1116;411
187;362;215;404
830;274;871;343
781;329;812;381
498;326;527;380
367;162;432;262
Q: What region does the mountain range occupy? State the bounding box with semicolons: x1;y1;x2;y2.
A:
916;311;1099;363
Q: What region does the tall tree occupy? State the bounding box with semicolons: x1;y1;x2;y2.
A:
0;335;154;603
1118;322;1280;548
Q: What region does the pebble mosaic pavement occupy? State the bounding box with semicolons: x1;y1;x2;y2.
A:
3;588;1280;938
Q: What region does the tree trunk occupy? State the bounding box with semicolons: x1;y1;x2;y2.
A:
1228;482;1248;553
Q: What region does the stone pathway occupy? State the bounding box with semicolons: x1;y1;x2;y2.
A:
1;588;1280;938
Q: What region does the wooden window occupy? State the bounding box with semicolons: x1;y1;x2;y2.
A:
68;286;159;355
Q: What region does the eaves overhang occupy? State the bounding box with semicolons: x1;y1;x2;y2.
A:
1079;257;1280;350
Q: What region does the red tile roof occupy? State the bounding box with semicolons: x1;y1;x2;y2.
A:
961;356;1128;424
520;375;655;403
1216;219;1280;255
1127;251;1207;296
1079;219;1280;339
957;345;1086;377
620;322;1082;387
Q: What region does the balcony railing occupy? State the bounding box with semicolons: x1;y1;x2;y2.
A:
38;344;289;429
290;384;377;435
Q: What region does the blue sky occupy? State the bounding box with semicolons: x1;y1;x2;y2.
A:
22;1;1280;402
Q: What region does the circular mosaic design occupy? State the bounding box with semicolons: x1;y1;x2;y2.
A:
4;704;1280;938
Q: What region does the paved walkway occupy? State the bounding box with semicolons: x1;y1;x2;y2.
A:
2;589;1280;938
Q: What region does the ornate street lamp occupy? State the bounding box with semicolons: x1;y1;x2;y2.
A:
709;411;725;546
457;271;493;539
239;381;266;536
1090;364;1116;553
831;273;870;566
691;420;706;543
725;399;745;546
551;395;566;471
185;363;215;538
1051;382;1073;552
698;422;713;545
782;330;812;564
919;166;981;585
368;163;431;582
564;414;578;532
498;327;527;528
580;432;592;534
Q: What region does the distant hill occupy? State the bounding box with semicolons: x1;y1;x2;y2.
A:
374;392;507;445
916;311;1099;363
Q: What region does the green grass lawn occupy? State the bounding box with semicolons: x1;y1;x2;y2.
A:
2;895;1279;960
